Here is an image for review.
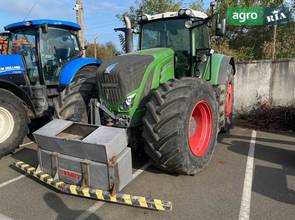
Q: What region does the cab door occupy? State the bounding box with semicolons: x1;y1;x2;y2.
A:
10;29;40;84
192;23;210;77
39;27;81;85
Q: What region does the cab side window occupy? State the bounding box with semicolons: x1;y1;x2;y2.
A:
10;30;39;84
195;25;209;49
194;24;210;76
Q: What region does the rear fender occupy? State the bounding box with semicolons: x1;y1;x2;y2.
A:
203;54;235;85
59;58;102;86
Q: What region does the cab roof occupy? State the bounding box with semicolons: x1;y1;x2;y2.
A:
140;8;208;22
4;19;81;31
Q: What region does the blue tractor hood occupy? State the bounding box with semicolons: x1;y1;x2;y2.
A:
59;57;102;86
0;55;25;76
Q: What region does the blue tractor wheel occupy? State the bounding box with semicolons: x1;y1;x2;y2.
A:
0;89;28;157
54;65;98;123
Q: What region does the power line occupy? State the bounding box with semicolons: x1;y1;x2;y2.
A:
86;22;114;27
85;32;117;37
23;0;41;21
85;23;116;30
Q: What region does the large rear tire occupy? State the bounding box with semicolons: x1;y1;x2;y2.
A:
54;66;98;122
0;89;28;158
142;78;219;175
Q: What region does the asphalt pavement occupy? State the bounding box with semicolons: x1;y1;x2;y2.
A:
0;127;294;220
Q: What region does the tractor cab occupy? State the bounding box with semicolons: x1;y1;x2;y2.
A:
138;8;225;78
4;20;82;85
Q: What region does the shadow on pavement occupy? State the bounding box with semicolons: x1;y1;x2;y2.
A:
44;192;101;220
253;165;295;204
28;117;51;140
230;134;295;146
11;147;38;167
228;140;295;167
228;138;295;204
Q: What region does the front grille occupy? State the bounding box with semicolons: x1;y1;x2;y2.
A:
97;54;154;107
98;72;122;106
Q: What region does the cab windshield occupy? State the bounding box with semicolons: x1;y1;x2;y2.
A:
40;27;81;84
141;19;191;75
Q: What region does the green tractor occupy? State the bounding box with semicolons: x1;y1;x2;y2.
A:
57;8;235;175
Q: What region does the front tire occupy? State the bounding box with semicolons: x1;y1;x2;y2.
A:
54;66;98;122
142;78;219;175
0;89;28;157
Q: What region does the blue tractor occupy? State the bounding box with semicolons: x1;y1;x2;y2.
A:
0;20;102;157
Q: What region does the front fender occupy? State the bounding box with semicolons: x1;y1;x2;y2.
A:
59;58;102;86
204;54;235;85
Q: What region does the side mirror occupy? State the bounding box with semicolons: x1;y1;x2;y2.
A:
133;24;140;34
216;15;226;36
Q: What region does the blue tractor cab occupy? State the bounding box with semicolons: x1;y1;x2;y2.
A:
3;19;101;85
0;20;102;156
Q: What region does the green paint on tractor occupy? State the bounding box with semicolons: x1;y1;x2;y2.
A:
121;48;174;118
82;8;236;174
203;53;225;84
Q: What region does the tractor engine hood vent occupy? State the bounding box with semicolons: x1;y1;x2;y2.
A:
97;54;154;106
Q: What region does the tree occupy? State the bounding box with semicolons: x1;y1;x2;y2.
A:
212;0;295;60
189;1;204;11
117;0;182;26
85;42;118;61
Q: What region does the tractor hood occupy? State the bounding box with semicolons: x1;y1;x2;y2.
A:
97;52;154;106
97;48;175;115
0;55;25;76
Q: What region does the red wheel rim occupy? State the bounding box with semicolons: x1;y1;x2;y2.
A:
188;101;213;157
226;82;233;120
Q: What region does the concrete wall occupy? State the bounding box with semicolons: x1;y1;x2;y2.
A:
234;59;295;114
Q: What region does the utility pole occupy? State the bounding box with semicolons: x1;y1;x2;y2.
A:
93;34;99;59
74;0;85;56
270;0;277;61
272;24;277;61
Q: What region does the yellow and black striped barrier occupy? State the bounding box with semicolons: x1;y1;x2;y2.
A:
13;161;172;211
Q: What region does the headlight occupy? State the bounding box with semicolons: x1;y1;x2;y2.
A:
185;9;192;16
178;9;185;16
185;20;193;28
120;94;136;111
138;14;148;22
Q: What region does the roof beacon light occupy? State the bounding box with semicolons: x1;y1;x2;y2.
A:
141;14;148;21
24;21;32;27
210;0;217;7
